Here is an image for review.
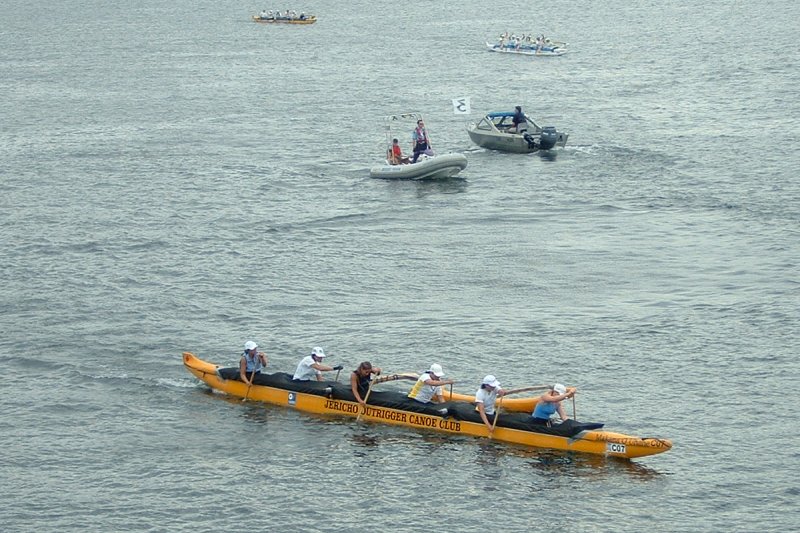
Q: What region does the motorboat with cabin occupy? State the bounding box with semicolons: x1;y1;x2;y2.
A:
467;110;569;154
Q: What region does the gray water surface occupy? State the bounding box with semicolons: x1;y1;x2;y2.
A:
2;1;798;531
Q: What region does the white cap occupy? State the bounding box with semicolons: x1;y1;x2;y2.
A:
312;346;326;358
244;341;258;351
429;363;444;377
553;383;567;395
482;375;500;388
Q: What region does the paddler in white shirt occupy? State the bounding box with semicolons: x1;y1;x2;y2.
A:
407;363;454;404
292;346;343;381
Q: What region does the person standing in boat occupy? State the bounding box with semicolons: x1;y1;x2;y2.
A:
350;361;382;406
239;341;268;385
530;383;575;425
293;346;343;381
407;363;453;404
511;106;528;133
411;119;432;163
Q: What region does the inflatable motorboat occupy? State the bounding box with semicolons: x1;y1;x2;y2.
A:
369;112;467;180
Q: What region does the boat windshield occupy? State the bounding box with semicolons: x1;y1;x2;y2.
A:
485;111;540;131
475;117;494;131
490;115;513;128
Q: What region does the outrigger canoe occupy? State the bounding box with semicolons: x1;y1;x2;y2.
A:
486;41;567;56
252;15;316;24
183;353;672;460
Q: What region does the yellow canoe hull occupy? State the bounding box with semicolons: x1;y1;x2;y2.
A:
183;352;672;460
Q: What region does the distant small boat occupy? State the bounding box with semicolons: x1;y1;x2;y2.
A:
486;36;567;56
467;111;569;154
252;14;316;24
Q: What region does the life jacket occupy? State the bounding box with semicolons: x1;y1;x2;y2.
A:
414;127;428;146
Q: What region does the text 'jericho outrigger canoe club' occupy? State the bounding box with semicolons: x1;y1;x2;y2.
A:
325;399;463;431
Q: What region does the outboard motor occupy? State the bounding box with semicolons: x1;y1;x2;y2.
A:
539;127;559;150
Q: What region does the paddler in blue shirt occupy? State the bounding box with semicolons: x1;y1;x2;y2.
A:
530;383;575;425
239;341;268;385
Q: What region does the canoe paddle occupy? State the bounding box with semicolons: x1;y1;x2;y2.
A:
572;391;577;420
242;371;255;402
355;378;376;422
489;395;504;437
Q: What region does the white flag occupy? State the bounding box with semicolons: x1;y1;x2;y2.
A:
452;97;471;115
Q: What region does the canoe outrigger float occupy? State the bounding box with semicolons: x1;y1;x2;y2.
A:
183;353;672;460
